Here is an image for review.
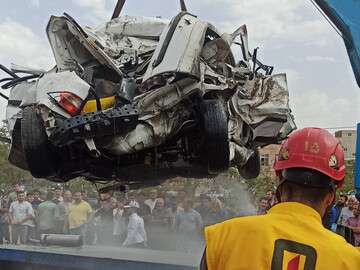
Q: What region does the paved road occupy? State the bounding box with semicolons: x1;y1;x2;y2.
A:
0;244;200;270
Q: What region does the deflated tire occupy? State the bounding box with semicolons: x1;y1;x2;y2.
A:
21;106;58;178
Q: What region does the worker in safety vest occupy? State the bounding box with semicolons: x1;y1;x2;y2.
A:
201;127;360;270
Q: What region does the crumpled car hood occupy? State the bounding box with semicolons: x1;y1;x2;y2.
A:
46;14;168;74
230;74;292;125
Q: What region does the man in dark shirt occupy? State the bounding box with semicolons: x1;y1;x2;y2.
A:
195;194;212;226
175;199;203;253
148;198;172;249
329;194;347;230
31;190;43;210
0;199;8;244
94;190;114;245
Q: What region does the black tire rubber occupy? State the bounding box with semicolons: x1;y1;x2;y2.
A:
21;106;58;178
202;99;230;174
239;148;260;179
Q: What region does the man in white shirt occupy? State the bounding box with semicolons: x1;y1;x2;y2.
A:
338;196;357;225
113;199;127;244
9;191;35;244
144;190;158;213
123;201;147;248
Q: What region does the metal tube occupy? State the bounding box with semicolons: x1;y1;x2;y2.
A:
111;0;126;20
180;0;187;11
0;64;19;78
355;123;360;201
40;234;83;247
0;92;8;100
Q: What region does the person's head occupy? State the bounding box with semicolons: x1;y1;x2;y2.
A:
26;192;34;203
33;190;40;199
154;198;165;209
137;192;146;203
99;190;113;209
127;192;136;203
111;197;117;209
347;197;356;210
73;191;82;203
17;191;26;202
259;197;270;211
45;192;54;202
183;199;193;212
63;190;72;202
274;128;345;218
211;199;222;212
149;189;158;200
265;191;274;201
337;194;348;206
124;201;140;215
353;204;360;218
178;190;187;202
14;183;21;192
117;198;125;209
81;191;88;201
99;190;112;201
54;187;62;199
200;194;212;208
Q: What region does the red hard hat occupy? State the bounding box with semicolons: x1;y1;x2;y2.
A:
274;127;345;183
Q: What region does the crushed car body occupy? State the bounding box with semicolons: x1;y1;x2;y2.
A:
1;3;295;186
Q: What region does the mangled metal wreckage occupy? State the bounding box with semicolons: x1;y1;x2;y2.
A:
1;6;295;185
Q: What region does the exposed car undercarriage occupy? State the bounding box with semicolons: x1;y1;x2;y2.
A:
2;5;295;187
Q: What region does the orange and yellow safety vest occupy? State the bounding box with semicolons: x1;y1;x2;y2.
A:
205;202;360;270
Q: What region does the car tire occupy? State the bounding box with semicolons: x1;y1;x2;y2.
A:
239;148;260;179
21;106;58;178
202;99;229;174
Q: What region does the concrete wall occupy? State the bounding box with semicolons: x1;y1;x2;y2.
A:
335;130;357;161
259;144;281;175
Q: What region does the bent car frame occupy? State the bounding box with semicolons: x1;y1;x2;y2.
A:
1;1;295;186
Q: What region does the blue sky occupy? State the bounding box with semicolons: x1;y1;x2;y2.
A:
0;0;359;129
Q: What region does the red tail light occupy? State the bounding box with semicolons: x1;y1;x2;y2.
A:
49;91;83;116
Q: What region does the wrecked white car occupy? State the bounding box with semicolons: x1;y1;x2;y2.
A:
1;2;295;185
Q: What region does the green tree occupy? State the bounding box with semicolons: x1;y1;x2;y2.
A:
0;124;31;192
341;160;355;195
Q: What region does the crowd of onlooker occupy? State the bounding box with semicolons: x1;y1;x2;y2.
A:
2;180;358;251
0;180;246;253
256;190;277;215
329;194;360;246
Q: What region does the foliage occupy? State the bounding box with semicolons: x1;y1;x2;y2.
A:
0;125;31;193
341;160;355;195
245;173;277;202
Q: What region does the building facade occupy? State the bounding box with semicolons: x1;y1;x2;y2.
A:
335;130;356;160
259;144;281;175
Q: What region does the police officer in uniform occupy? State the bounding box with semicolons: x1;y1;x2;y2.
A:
201;128;360;270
